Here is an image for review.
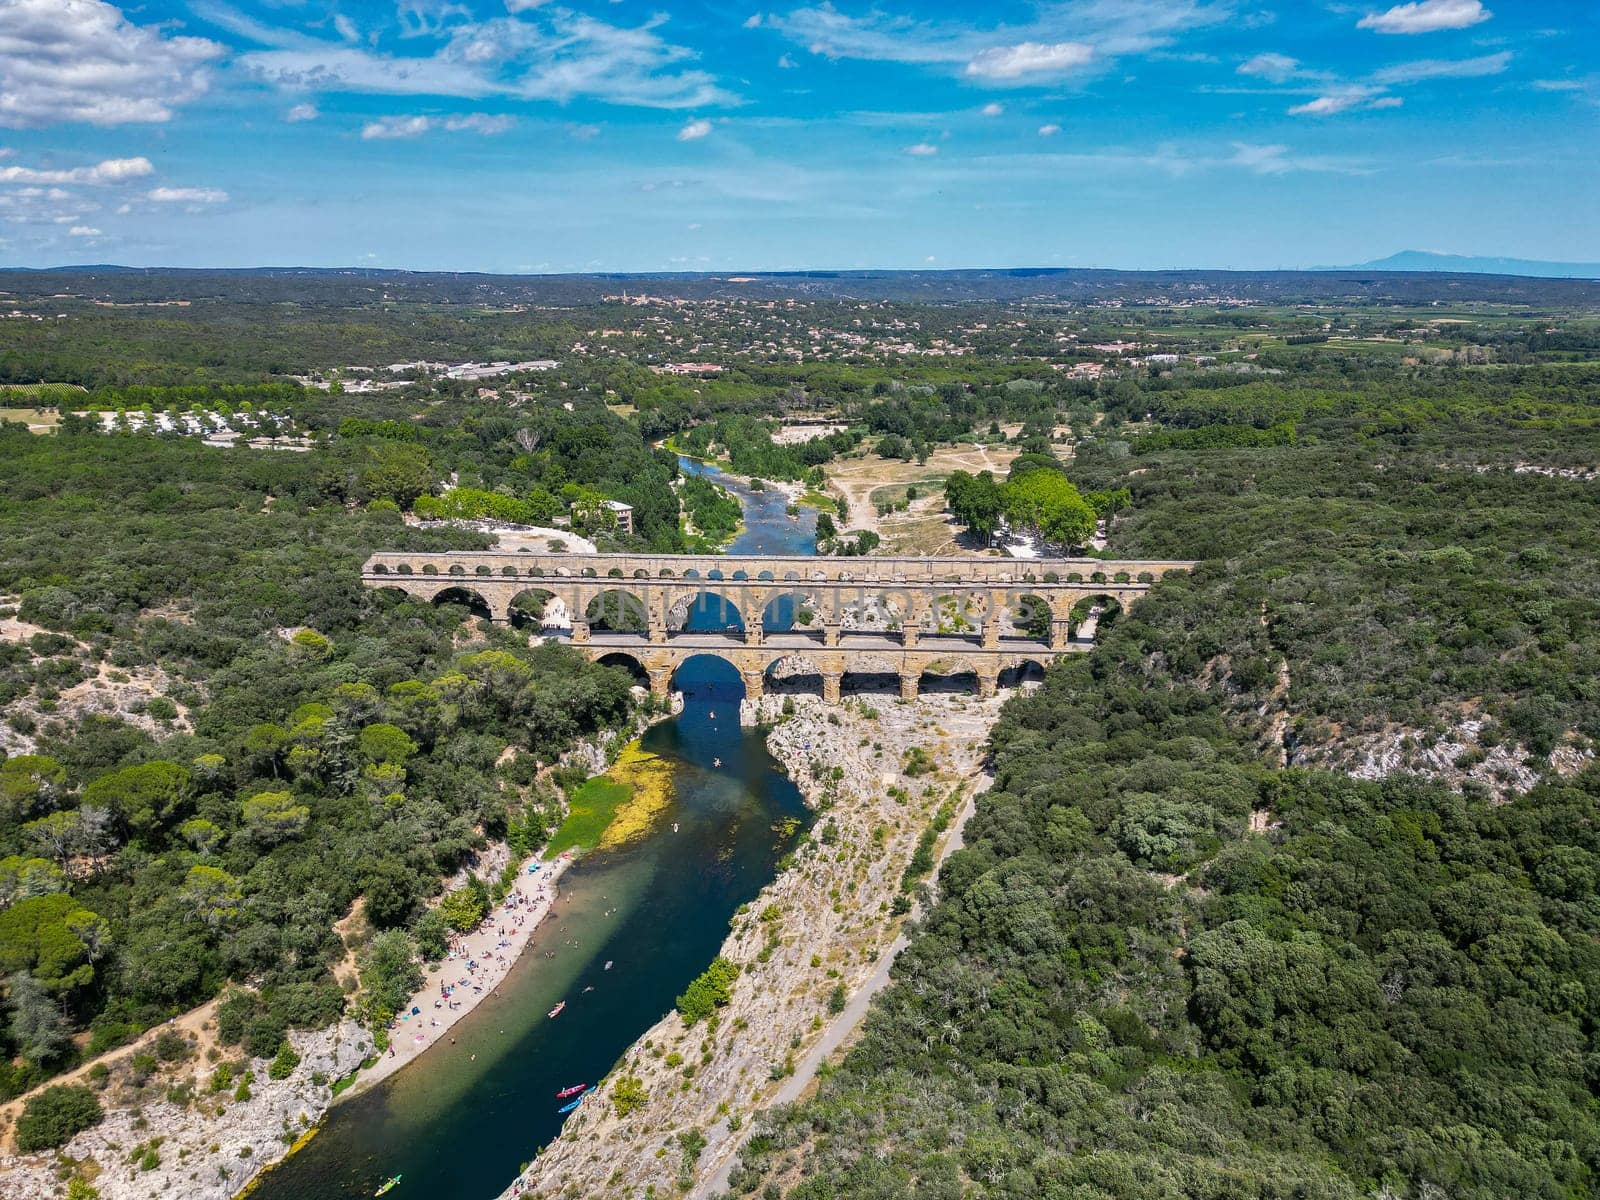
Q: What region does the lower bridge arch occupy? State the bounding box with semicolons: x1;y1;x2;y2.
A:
595;651;648;688
763;654;825;697
841;652;902;696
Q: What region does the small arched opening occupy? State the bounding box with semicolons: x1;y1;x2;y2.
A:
1003;593;1052;642
669;591;745;637
586;589;648;633
431;586;493;622
761;591;822;639
596;651;648;690
509;588;566;633
1071;594;1123;643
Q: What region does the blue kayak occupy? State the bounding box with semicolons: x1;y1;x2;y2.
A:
557;1097;583;1115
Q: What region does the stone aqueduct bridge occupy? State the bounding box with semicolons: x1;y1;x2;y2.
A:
362;551;1196;702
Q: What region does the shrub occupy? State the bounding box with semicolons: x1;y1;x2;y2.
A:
676;957;739;1025
267;1042;301;1081
15;1085;104;1151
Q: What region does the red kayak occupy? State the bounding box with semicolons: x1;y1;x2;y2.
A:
556;1083;587;1099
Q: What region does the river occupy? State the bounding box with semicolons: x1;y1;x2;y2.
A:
250;459;816;1200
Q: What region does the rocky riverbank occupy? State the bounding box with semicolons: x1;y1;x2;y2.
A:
0;1020;371;1200
500;691;1006;1200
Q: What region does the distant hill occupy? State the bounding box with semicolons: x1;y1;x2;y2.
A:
4;265;1600;307
1337;250;1600;279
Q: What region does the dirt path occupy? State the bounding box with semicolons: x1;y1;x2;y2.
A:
0;997;223;1152
691;776;989;1199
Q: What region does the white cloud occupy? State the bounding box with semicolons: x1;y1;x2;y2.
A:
0;0;224;127
1289;89;1386;116
981;101;1004;116
965;41;1094;81
361;112;515;139
1532;79;1583;92
1038;123;1061;136
285;102;320;122
1238;52;1300;82
147;186;228;203
333;13;360;43
237;10;735;110
777;53;797;69
397;0;473;39
68;225;101;236
770;1;1225;78
905;141;939;155
677;117;713;140
1358;0;1490;35
0;155;154;184
1225;142;1375;174
742;13;763;29
1370;51;1511;84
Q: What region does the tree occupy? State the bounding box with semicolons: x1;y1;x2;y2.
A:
0;855;66;906
0;755;67;823
945;470;1005;539
0;893;105;992
676;956;739;1025
1003;469;1096;548
611;1074;648;1117
7;971;70;1066
179;865;242;930
358;723;418;766
82;760;191;840
240;792;311;845
358;930;422;1022
14;1085;103;1152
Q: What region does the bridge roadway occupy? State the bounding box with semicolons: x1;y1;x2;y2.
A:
362;550;1195;700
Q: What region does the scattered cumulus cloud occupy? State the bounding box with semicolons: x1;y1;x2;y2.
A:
0;0;223;127
285;102;320;122
147;186;228;203
1358;0;1491;35
236;9;735;110
1237;53;1302;83
0;155;154;185
965;42;1093;81
981;101;1004;116
905;141;939;155
1038;123;1061;135
68;225;101;236
677;117;713;140
1370;51;1511;84
767;1;1224;81
361;112;515;138
1289;89;1387;116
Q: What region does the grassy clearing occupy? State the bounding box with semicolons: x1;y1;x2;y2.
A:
0;407;61;432
546;776;632;855
796;491;838;513
545;743;676;854
869;477;946;509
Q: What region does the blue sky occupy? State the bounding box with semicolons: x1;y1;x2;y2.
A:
4;0;1596;271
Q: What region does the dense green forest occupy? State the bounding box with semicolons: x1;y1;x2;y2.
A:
2;285;1599;1200
0;420;638;1098
727;354;1600;1197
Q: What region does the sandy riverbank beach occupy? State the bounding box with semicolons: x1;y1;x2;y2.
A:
343;852;574;1099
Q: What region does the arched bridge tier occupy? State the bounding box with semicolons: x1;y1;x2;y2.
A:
361;551;1195;698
